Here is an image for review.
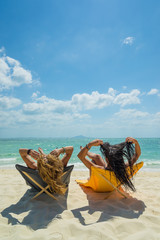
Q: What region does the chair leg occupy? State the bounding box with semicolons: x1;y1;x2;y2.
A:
22;171;57;200
33;185;55;200
33;188;57;200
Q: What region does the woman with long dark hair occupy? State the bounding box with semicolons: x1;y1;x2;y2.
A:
77;137;141;191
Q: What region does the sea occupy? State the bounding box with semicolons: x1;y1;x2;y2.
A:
0;138;160;171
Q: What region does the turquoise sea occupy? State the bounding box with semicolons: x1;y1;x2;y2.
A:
0;138;160;171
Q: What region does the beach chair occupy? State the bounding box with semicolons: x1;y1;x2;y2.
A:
76;162;143;198
16;164;74;200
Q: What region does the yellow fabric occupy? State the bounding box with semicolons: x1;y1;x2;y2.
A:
76;162;144;192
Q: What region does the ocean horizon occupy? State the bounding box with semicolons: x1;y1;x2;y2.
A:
0;137;160;171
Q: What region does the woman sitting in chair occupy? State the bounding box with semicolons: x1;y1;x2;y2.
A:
19;146;73;194
77;137;141;191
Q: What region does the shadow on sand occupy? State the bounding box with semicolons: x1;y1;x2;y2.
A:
1;185;146;229
1;188;68;230
71;185;146;226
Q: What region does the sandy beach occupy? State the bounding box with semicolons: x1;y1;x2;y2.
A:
0;168;160;240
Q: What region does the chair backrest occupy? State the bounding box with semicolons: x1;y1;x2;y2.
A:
76;162;144;192
15;164;74;191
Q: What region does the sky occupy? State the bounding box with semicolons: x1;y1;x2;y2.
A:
0;0;160;138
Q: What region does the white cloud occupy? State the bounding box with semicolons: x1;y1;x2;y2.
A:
12;65;32;85
114;108;149;119
114;89;140;106
22;88;141;116
0;96;22;109
147;88;159;95
0;106;90;131
6;56;20;66
71;90;114;110
108;87;117;96
24;95;75;114
102;108;160;138
0;58;11;89
123;37;135;45
31;91;40;99
0;87;142;135
23;102;44;113
0;87;159;137
122;86;127;90
0;47;5;53
0;50;33;90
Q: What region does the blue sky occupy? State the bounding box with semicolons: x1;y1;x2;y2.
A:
0;0;160;138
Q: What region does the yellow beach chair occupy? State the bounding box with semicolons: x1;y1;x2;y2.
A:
76;162;143;198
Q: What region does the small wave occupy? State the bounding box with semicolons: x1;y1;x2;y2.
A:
73;162;84;166
73;162;88;171
0;164;16;169
0;157;17;162
144;161;160;166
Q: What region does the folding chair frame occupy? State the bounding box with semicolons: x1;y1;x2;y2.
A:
22;171;57;200
97;172;128;199
16;164;74;200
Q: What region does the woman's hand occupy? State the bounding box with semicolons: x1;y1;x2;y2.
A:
50;149;60;157
29;150;40;160
125;137;138;144
38;147;46;155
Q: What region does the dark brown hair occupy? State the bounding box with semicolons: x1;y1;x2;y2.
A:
100;142;135;191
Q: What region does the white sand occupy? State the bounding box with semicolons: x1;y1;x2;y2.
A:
0;169;160;240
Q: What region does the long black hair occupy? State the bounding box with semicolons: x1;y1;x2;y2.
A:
100;141;136;191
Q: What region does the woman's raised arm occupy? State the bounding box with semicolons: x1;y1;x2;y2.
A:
125;137;141;165
19;148;39;169
77;139;103;170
